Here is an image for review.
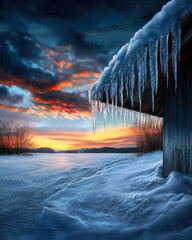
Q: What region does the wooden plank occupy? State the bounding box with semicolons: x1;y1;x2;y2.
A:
190;60;192;172
173;73;177;171
185;59;191;172
177;65;183;172
163;56;192;177
163;84;169;177
182;64;185;171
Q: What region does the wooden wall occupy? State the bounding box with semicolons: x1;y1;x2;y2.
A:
163;56;192;177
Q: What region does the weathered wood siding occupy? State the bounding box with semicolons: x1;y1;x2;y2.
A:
163;56;192;177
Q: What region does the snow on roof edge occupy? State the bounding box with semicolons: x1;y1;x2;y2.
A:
89;0;192;134
89;0;192;103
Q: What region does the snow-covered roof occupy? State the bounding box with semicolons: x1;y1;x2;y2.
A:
89;0;192;133
89;0;192;104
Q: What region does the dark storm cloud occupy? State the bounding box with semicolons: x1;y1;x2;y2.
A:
0;31;101;95
0;0;170;119
59;28;104;57
0;0;170;56
0;30;95;118
0;85;8;98
32;90;90;115
0;30;101;91
0;85;24;104
2;0;131;19
0;31;67;91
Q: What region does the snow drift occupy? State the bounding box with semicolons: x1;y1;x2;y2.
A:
1;152;192;239
35;152;192;240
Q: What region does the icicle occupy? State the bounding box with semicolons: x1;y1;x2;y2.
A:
128;58;135;108
119;71;124;108
110;79;115;121
103;104;107;127
124;109;127;126
118;71;124;118
148;39;158;111
104;85;109;114
160;32;169;87
141;46;147;93
99;101;103;114
136;51;142;111
177;21;181;62
126;110;129;127
124;67;129;97
89;0;186;134
171;20;181;90
115;79;118;125
91;100;98;135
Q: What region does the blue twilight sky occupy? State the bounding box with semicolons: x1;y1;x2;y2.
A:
0;0;169;149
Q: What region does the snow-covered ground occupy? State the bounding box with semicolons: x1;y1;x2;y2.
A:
0;152;192;240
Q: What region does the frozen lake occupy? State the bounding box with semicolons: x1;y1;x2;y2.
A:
0;152;192;240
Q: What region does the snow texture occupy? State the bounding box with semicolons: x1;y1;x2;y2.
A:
1;152;192;239
89;0;192;133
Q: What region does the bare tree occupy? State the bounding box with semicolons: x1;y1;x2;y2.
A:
14;125;33;154
136;121;163;154
0;122;12;154
0;122;33;154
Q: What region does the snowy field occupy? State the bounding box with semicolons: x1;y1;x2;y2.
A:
0;152;192;240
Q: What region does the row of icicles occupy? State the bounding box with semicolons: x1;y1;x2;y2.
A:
89;18;181;134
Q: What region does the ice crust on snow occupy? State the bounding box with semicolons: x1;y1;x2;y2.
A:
89;0;192;133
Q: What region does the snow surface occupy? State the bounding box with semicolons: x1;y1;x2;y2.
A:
89;0;192;133
1;152;192;239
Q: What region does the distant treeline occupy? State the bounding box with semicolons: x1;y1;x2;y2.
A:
29;147;55;153
0;122;33;154
58;147;138;154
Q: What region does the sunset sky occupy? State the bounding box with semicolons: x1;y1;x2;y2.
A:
0;0;169;150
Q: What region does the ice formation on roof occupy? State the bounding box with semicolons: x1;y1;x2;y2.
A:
92;101;163;134
89;0;192;133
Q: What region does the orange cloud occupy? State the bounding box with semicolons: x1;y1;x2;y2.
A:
0;72;93;119
41;45;72;55
33;102;91;120
0;104;47;118
45;71;100;91
0;104;18;112
46;81;73;91
72;71;100;79
44;54;73;71
0;73;44;94
31;89;91;120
